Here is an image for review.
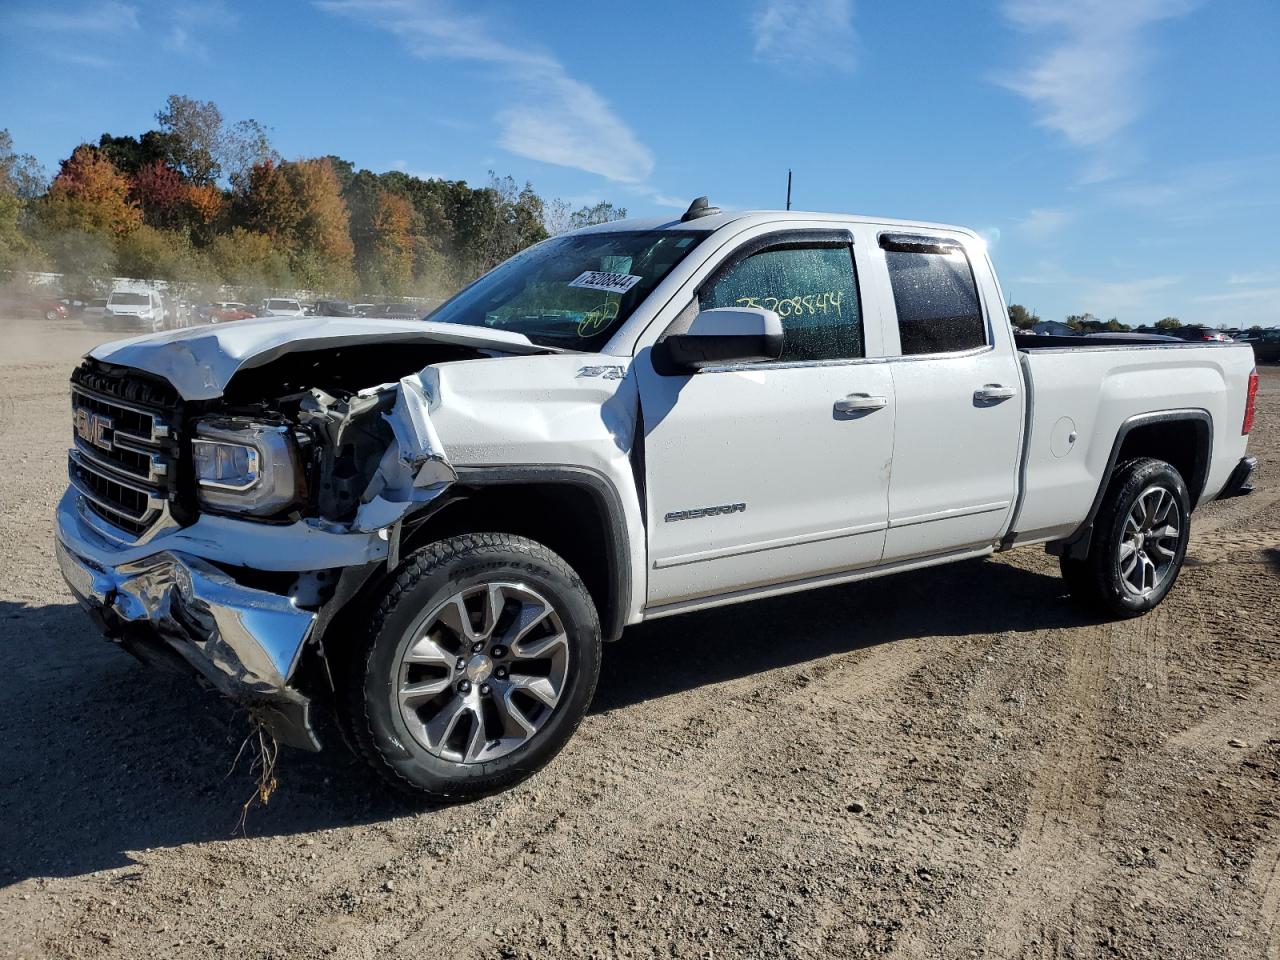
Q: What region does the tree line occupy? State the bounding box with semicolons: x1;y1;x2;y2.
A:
0;95;628;301
1007;304;1260;334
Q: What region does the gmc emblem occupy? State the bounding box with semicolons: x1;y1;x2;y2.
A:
73;408;114;452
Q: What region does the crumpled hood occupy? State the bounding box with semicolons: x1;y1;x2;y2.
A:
88;316;554;400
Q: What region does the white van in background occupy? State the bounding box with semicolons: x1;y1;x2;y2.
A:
104;289;166;332
261;297;306;317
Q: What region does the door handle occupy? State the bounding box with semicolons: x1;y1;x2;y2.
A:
973;384;1017;403
834;393;888;414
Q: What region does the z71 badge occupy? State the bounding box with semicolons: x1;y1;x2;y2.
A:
664;502;746;522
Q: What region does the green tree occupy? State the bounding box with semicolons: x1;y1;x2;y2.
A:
114;224;199;280
0;130;46;270
1008;303;1039;330
1155;316;1181;330
156;95;224;185
94;131;176;179
209;227;293;293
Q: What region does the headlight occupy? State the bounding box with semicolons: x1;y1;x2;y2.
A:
192;419;304;517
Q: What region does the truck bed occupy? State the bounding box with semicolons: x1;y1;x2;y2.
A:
1008;340;1255;547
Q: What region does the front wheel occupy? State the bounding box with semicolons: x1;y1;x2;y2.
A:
1060;457;1191;617
340;533;601;801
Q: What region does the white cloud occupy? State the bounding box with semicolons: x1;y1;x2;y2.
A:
163;1;238;59
998;0;1196;168
16;1;139;33
1194;286;1280;304
48;49;116;68
1228;270;1280;286
1080;275;1182;314
318;0;654;185
752;0;856;72
1017;207;1075;240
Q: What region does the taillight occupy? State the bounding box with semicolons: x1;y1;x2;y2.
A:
1243;369;1259;435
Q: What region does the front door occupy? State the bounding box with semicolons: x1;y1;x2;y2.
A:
637;231;896;607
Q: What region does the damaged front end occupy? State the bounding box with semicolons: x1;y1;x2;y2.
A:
56;324;524;749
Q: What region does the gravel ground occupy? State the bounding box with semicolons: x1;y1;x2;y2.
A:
1;316;1277;960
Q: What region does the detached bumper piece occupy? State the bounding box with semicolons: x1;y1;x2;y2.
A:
1218;456;1258;500
56;499;321;750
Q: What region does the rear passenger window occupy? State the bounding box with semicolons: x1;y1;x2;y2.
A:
700;243;862;361
882;235;986;355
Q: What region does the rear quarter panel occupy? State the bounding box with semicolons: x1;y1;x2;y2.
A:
1012;343;1254;544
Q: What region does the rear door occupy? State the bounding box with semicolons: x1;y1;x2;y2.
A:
872;232;1025;560
635;227;896;607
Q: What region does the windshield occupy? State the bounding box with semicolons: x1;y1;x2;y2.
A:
426;229;710;349
109;292;149;306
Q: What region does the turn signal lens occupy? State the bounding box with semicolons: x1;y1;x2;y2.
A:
1242;369;1258;435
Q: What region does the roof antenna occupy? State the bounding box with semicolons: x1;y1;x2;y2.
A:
680;196;721;222
786;169;792;211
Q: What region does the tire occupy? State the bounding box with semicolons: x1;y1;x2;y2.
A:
44;309;58;321
340;533;601;801
1060;457;1191;618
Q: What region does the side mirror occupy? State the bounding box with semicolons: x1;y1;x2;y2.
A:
659;307;783;372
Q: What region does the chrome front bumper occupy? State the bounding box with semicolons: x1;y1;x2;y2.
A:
54;489;322;749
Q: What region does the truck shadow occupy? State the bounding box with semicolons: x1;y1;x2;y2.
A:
1;556;1091;885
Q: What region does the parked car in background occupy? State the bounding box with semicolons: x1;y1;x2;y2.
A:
351;302;375;317
208;304;256;323
365;302;422;320
104;289;165;332
82;298;108;324
314;299;357;317
1236;329;1280;363
1086;331;1181;342
1169;326;1233;342
261;297;306;318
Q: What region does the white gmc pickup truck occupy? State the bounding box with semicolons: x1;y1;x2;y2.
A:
56;199;1259;800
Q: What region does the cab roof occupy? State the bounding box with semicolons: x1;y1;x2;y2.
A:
570;208;981;241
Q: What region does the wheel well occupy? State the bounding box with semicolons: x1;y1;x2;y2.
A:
1049;412;1211;560
398;480;627;641
1113;417;1210;506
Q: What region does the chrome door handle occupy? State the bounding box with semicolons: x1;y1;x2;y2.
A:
834;393;888;414
974;384;1017;403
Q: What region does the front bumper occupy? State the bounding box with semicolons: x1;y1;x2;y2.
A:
55;490;322;750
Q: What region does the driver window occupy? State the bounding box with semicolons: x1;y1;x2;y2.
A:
700;244;862;361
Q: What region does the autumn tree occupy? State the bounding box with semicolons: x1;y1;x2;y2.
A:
1155;316;1181;330
367;190;414;293
131;160;188;230
284;158;354;290
185;182;224;243
41;146;140;237
236;158;301;240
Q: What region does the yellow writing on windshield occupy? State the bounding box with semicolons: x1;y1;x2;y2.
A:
576;298;620;337
734;291;843;318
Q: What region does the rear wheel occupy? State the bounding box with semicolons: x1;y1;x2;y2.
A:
340;533;601;801
1060;457;1191;617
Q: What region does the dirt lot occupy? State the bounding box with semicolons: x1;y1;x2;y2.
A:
0;316;1276;960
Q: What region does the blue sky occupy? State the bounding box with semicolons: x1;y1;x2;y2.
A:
2;0;1278;327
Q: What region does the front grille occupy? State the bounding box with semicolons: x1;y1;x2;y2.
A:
68;363;180;538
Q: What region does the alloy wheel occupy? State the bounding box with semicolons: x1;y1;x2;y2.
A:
395;582;570;764
1118;485;1182;597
